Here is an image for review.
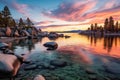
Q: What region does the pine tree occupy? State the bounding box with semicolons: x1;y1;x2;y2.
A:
109;16;114;32
18;18;25;29
104;18;108;32
10;19;16;27
0;12;3;27
90;24;94;31
94;23;97;31
2;6;12;27
26;17;33;27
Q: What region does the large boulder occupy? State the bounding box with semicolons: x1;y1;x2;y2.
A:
38;32;48;37
48;32;58;40
22;30;30;36
43;42;58;50
0;54;21;78
6;27;12;37
14;30;19;37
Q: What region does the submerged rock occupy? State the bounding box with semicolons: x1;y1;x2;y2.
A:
104;62;120;74
48;32;58;39
85;68;96;74
64;35;71;38
24;64;38;70
0;54;21;78
43;42;58;50
34;75;46;80
58;34;64;37
88;75;97;80
50;59;67;67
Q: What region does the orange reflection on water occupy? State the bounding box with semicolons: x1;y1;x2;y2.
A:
53;33;120;59
58;45;92;64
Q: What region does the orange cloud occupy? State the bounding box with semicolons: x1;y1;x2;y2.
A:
43;0;97;21
43;0;120;25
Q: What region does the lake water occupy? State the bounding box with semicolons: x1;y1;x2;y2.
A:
10;33;120;59
8;33;120;80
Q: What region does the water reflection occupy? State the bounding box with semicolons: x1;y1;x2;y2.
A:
7;33;120;58
86;35;120;53
9;38;39;54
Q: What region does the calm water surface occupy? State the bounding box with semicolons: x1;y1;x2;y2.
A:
10;33;120;59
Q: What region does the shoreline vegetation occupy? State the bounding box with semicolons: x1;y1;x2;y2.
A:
79;16;120;37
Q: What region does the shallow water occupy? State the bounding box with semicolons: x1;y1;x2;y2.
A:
7;33;120;80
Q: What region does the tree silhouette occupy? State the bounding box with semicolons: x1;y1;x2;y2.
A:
26;18;34;27
0;12;3;27
18;18;25;28
94;23;97;31
2;6;12;27
8;19;16;28
109;16;114;32
90;24;94;31
104;18;108;32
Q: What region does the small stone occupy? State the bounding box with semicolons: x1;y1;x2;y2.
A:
23;60;31;64
21;54;25;56
24;64;38;70
49;65;56;70
34;75;46;80
38;66;42;69
85;68;96;74
43;63;50;69
88;75;97;80
50;59;67;67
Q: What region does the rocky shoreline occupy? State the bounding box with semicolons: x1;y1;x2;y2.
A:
1;47;120;80
0;38;120;80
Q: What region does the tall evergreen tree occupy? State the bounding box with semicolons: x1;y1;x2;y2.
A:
109;16;114;32
104;18;108;32
26;17;33;27
0;12;3;27
94;23;97;31
18;18;25;28
2;6;12;27
90;24;94;31
10;19;16;27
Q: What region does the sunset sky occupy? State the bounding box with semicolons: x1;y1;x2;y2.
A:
0;0;120;31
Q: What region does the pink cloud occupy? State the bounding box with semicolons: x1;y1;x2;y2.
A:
12;2;30;17
83;5;120;23
43;0;120;24
43;0;97;21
